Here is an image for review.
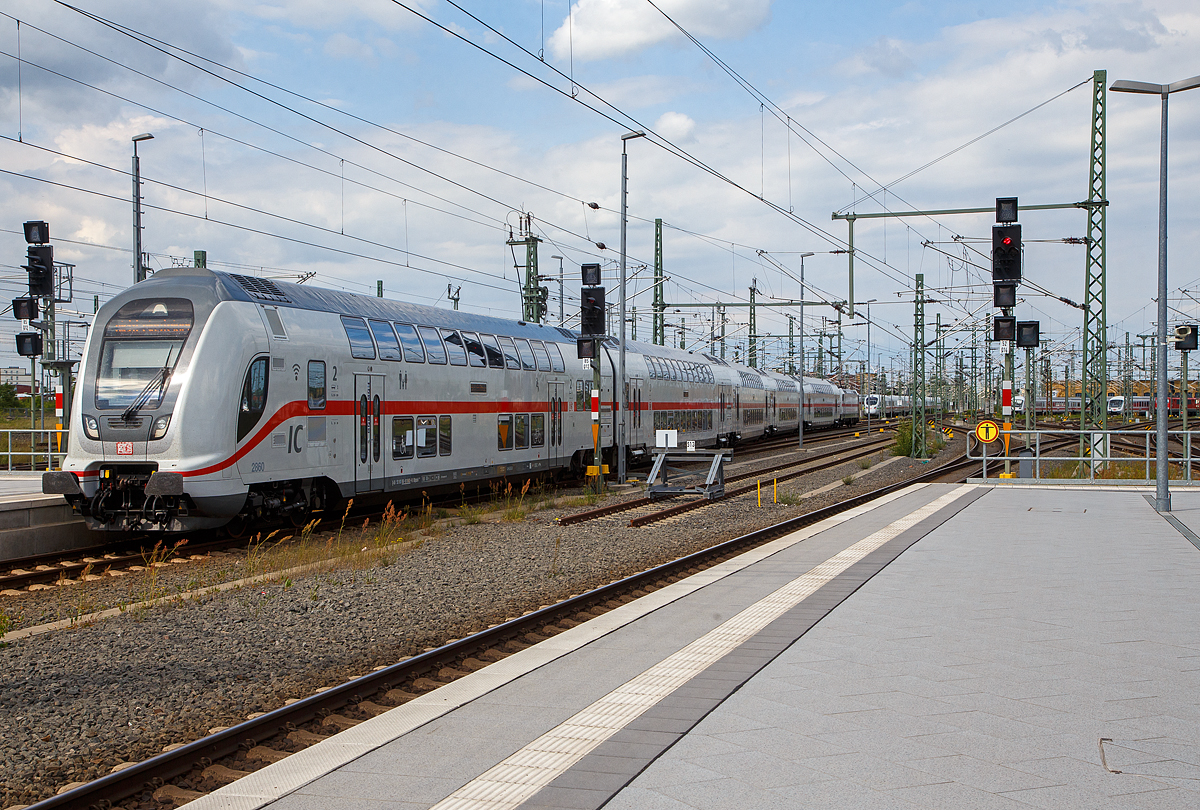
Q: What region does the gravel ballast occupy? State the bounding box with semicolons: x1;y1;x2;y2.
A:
0;435;964;805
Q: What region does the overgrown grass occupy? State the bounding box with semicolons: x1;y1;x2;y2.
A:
842;474;856;486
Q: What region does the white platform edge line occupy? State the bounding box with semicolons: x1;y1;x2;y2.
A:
428;485;975;810
184;481;955;809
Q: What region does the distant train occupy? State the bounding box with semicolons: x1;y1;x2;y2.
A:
44;268;862;534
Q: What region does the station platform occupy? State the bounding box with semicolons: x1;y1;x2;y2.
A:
0;474;89;560
191;482;1200;810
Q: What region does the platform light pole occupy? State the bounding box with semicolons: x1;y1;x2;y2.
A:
1112;73;1200;512
798;252;815;450
618;130;645;484
132;132;154;283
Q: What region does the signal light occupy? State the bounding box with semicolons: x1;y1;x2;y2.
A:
993;283;1017;309
12;298;38;320
581;262;601;286
1174;324;1198;352
995;197;1018;224
1016;321;1040;348
16;332;43;357
581;286;606;335
24;244;54;297
576;337;597;359
23;220;49;244
992;316;1016;342
992;224;1022;282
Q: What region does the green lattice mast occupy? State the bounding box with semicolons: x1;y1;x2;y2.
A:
1081;70;1109;451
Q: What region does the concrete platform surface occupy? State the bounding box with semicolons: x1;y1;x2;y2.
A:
189;483;1200;810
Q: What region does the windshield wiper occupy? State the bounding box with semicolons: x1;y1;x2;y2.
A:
122;349;175;423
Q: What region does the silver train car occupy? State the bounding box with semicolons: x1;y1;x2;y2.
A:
44;268;858;533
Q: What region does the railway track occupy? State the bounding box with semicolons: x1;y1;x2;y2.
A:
560;433;895;527
29;451;978;810
2;428;894;594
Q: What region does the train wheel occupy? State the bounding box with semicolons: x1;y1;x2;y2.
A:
224;514;250;539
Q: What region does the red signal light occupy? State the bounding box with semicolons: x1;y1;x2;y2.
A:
1002;236;1013;246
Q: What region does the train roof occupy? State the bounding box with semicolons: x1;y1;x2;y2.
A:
136;267;840;389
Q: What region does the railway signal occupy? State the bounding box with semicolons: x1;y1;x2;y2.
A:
24;244;54;297
16;332;42;357
1173;324;1197;351
992;224;1022;282
993;316;1016;342
1016;321;1040;348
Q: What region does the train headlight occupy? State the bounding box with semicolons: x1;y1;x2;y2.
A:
151;414;171;440
82;414;100;440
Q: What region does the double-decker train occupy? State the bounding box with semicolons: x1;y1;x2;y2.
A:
44;268;862;534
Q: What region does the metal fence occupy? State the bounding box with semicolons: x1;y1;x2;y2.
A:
967;427;1200;481
0;429;69;471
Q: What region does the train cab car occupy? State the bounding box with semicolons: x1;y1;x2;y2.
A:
45;268;590;533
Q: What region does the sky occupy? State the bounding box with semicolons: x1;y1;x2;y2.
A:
0;0;1197;384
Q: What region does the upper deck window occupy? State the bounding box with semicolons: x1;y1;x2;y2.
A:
94;298;193;410
368;320;402;361
393;323;426;362
417;326;447;364
440;329;468;366
340;316;376;359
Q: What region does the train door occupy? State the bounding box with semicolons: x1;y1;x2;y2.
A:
628;377;644;447
354;374;384;493
548;381;564;465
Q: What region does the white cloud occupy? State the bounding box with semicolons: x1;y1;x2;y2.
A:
655;111;696;142
548;0;773;62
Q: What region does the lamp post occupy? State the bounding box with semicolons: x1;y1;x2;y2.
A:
550;255;565;326
798;251;815;450
1112;73;1200;512
864;298;878;429
618;130;646;484
132;132;154;283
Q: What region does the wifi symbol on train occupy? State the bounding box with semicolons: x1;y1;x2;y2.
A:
292;364;301;381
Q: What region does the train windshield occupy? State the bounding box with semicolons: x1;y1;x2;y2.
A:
94;298;193;410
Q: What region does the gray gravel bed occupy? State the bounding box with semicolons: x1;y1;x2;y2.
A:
0;437;963;805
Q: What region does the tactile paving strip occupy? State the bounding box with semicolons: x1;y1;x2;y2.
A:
430;485;975;810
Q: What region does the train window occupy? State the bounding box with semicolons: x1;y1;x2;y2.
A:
393;323;426;363
439;416;452;456
416;416;437;457
647;358;657;379
237;357;269;443
530;340;552;372
392;416;414;459
368;320;402;361
496;336;521;370
479;334;505;369
416;326;447;364
514;339;537;370
440;329;468;366
515;413;529;448
95;298;194;410
307;361;326;410
461;332;487;368
497;414;514;450
340;316;376;360
671;361;681;382
548;343;566;373
531;413;545;447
